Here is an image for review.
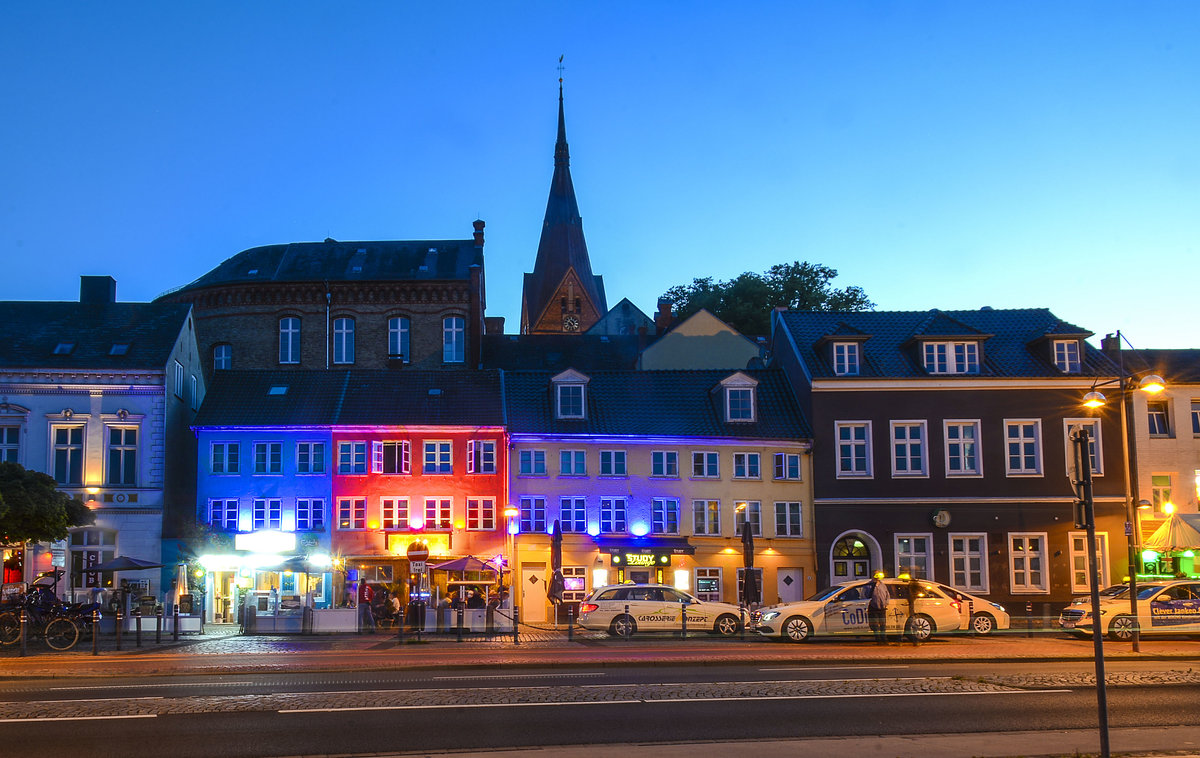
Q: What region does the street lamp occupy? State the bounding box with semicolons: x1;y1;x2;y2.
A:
1082;330;1167;653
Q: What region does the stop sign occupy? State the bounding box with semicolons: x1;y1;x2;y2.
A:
406;542;429;562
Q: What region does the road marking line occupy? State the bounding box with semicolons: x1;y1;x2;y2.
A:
759;666;911;671
433;673;601;680
282;700;644;713
583;677;949;688
0;714;157;724
51;682;248;691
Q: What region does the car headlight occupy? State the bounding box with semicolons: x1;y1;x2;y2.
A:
760;611;780;621
991;602;1006;612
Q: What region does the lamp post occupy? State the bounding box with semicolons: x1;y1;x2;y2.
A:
503;505;519;642
1071;426;1110;758
1083;330;1166;653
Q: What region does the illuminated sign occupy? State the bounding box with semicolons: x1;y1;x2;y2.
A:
386;533;451;557
235;530;296;553
612;552;672;567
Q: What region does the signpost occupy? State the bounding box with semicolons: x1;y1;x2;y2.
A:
406;542;430;639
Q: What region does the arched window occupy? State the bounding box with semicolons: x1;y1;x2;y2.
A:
442;316;465;363
388;316;410;362
333;317;355;364
832;535;872;580
213;343;231;371
279;317;301;364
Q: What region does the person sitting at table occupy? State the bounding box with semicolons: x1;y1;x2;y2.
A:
466;589;485;609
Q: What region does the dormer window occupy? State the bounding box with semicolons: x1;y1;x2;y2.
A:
109;343;130;356
923;341;979;375
1053;339;1081;373
833;342;860;376
719;372;759;423
552;369;590;420
53;342;74;355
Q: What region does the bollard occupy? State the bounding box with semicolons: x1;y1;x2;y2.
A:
623;604;631;640
116;609;123;651
135;609;142;648
681;603;688;639
456;605;464;643
1026;601;1033;638
92;609;100;656
397;603;405;644
156;607;163;644
567;605;574;642
739;604;745;641
173;605;180;642
19;609;26;658
513;604;520;645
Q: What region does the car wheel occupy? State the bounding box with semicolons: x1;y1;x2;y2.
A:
713;613;740;637
0;612;20;645
44;618;80;651
1108;614;1137;642
905;614;934;643
609;614;637;638
782;615;813;643
970;613;996;636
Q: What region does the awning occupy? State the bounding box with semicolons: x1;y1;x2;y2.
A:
593;537;695;556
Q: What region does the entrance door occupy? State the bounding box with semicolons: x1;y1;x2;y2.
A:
520;567;546;623
777;568;805;604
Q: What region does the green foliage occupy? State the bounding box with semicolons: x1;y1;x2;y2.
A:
662;261;873;335
0;462;95;544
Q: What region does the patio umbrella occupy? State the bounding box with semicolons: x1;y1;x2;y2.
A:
547;519;564;605
1144;513;1200;552
86;555;163;572
741;518;760;605
428;556;498;573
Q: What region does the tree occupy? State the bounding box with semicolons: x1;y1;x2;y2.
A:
661;261;873;335
0;462;94;545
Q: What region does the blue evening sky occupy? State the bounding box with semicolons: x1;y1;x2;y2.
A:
2;3;1197;347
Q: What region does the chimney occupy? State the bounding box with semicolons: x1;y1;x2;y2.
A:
485;316;505;335
473;219;485;248
80;276;116;304
654;298;674;334
1100;333;1121;357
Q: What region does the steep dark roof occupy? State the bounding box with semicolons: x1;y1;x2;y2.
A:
521;85;607;327
503;368;810;439
481;334;648;372
161;238;482;297
193;370;505;427
778;308;1113;379
0;301;191;370
1124;349;1200;384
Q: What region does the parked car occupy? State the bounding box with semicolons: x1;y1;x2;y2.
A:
577;584;744;637
1059;580;1200;640
927;582;1011;635
753;578;962;643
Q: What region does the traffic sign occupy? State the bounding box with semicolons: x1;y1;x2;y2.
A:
406;542;430;562
410;561;426;575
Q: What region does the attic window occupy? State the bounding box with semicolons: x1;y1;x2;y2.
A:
247;269;258;276
428;389;442;396
268;385;288;396
350;266;362;273
557;384;585;419
109;343;130;356
922;341;979;375
53;342;74;355
357;248;366;254
726;387;755;422
428;247;437;253
1053;340;1081;373
832;342;860;376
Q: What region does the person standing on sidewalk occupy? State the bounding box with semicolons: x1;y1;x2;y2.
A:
358;581;375;634
866;573;891;644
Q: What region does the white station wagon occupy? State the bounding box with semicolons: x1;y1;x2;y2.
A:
753;579;963;642
578;584;745;637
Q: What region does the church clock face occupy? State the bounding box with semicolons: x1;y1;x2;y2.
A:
562;315;580;332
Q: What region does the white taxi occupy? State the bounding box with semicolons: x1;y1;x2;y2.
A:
753;578;963;643
1059;580;1200;640
927;582;1011;635
577;584;745;637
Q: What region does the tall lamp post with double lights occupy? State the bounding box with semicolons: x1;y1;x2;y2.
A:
503;505;520;643
1082;331;1166;653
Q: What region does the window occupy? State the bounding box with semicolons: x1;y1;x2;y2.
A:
891;421;927;477
950;534;987;592
467;498;495;530
54;342;74;355
562;566;588;603
520;496;546;533
296;499;325;531
726;387;754;422
423;441;452;474
296;442;325;474
695;567;722;602
1053;340;1081;373
0;426;19;463
557;384;585;419
173;360;184;398
1192;400;1200;436
835;422;872;477
190;375;198;410
253;498;282;530
211;442;239;474
736;567;763;605
519;449;546;475
735;501;762;537
1064;419;1103;476
651;451;678;478
442;316;465;363
338;441;367;474
52;425;85;485
599;450;626;476
692;451;719;478
371;441;410;474
279;317;300;364
652;498;680;535
424;498;452;530
559;450;586;476
1147;401;1170;436
1009;533;1048;593
774;452;801;480
833;342;860;376
1069;532;1109;593
381;498;408;530
895;534;931;579
208;499;239;530
213;343;231;371
1151;474;1173;515
600;498;626;533
333;317;355;364
733;452;760;479
388;316;410;361
109;342;130;356
692;500;720;535
923;341;979;374
70;528;116;590
105;427;138;486
253;442;283;475
945;421;981;476
1004;420;1042;476
774;502;803;537
561;497;586;533
468;440;496;474
337;498;366;530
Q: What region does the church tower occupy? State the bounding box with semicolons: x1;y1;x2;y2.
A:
520;80;607;334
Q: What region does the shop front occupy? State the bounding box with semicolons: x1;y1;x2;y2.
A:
596;538;696;586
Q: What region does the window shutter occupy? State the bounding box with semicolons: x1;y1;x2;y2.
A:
371;441;383;474
402;441;411;474
467;441;476;474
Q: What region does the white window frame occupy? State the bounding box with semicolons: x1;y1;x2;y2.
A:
1004;419;1043;476
773;452;802;480
466;498;495;531
1053;339;1081;373
651;450;678;478
337;441;367;475
726;387;755;422
774;501;803;537
520;496;546;533
213;343;231;371
1009;532;1049;594
1147;401;1170;437
253;498;282;530
371;440;411;475
559;449;586;476
211;441;239;475
1150;474;1173;516
600;497;627;533
519;449;546;476
560;497;587;533
944;420;982;477
894;533;932;579
1191;400;1200;436
692;499;720;536
652;498;680;535
467;440;496;474
832;342;860;376
556;383;585;419
105;425;139;487
381;497;408;530
923;341;979;374
208;499;239;530
337;498;366;530
332;317;355;365
279;317;300;364
253;441;283;475
296;442;325;475
296;498;325;531
423;440;453;474
173;360;184;398
424;497;453;530
0;424;20;464
735;501;762;537
835;421;872;478
948;533;988;593
732;452;761;480
695;567;722;602
1064;419;1103;477
890;420;928;477
1068;531;1110;593
692;451;719;479
388;316;410;361
442;315;465;363
51;424;85;486
599;450;627;477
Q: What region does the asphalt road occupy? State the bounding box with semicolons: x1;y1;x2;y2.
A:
1;661;1198;757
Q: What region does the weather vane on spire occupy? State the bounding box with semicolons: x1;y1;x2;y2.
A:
557;55;565;84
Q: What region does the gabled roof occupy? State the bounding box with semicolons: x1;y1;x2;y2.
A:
481;334;646;372
1123;349;1200;384
587;298;653;336
503;368;810;439
778;308;1111;379
193;370;505;428
0;301;191;370
162;237;482;296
